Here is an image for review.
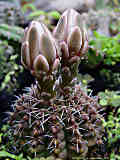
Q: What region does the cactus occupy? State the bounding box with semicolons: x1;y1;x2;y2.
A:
7;9;105;159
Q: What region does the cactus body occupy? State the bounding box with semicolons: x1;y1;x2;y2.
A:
7;9;105;159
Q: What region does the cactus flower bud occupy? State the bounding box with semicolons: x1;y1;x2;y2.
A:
67;26;82;56
21;21;60;74
40;33;56;64
53;9;88;59
33;54;49;73
21;41;31;69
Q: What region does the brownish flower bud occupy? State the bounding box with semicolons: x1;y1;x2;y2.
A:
53;9;88;59
21;21;60;74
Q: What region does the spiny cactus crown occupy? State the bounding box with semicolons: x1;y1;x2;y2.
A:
7;9;104;160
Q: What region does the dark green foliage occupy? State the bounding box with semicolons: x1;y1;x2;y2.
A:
0;40;23;92
28;11;61;21
100;69;120;89
98;90;120;107
0;24;24;42
87;32;120;67
98;90;120;158
21;3;60;31
109;18;120;36
0;2;24;92
21;2;60;21
0;23;24;93
30;11;60;31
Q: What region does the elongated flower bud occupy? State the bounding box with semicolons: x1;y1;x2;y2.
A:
80;28;88;55
21;21;60;74
40;33;56;64
53;16;66;41
33;55;49;73
60;41;69;59
67;26;82;56
21;41;31;69
52;59;60;71
53;9;88;59
28;25;40;66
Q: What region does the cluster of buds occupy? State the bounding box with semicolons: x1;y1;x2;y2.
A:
53;9;88;62
21;9;88;97
21;21;60;74
53;9;88;90
7;9;105;160
21;21;61;98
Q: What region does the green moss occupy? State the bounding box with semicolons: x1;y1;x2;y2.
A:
87;32;120;67
0;40;23;92
98;90;120;158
